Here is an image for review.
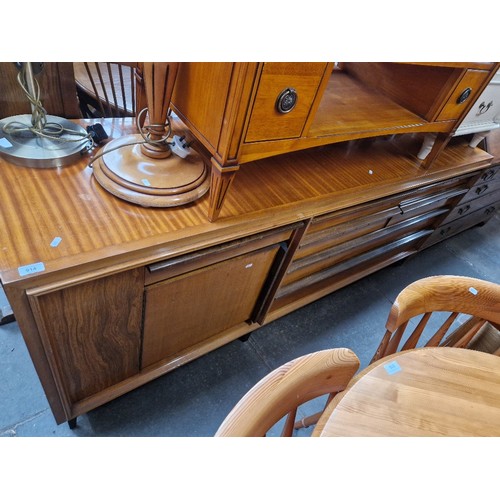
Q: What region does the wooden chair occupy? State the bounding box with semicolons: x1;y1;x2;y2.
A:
73;62;146;119
295;275;500;432
214;348;359;437
371;275;500;363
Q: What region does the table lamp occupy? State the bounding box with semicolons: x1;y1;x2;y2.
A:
91;62;210;207
0;62;91;168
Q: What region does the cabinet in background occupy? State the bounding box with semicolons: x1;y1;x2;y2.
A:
172;62;499;221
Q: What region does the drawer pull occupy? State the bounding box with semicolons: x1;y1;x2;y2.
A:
440;227;451;237
477;101;494;115
457;87;472;104
485;206;496;215
276;87;298;114
475;185;489;195
481;170;495;181
457;204;471;216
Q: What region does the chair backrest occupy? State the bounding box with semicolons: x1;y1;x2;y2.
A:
215;348;360;437
371;275;500;363
74;62;146;119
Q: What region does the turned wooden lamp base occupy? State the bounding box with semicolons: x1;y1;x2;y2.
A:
93;134;210;207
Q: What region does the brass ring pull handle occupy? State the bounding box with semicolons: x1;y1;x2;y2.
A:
276;87;298;113
457;87;472;104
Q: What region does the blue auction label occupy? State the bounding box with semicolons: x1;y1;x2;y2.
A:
384;361;402;375
18;262;46;277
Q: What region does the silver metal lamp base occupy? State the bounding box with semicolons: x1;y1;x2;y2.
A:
0;114;90;168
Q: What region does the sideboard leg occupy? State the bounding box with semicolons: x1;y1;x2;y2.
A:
208;158;239;222
68;418;77;429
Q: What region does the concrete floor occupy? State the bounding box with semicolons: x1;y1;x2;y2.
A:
1;212;500;437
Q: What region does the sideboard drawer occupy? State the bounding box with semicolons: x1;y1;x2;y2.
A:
274;229;431;309
245;62;329;142
296;205;400;261
284;208;447;287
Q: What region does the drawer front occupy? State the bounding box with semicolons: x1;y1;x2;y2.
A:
459;177;500;205
389;187;469;226
437;69;491;122
440;187;500;225
275;230;431;306
475;164;500;185
145;226;294;285
245;62;329;142
283;208;446;289
421;204;499;248
456;70;500;134
296;206;400;261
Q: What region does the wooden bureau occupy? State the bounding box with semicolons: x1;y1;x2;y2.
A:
1;62;499;426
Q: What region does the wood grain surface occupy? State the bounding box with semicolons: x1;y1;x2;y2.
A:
314;347;500;436
0;119;493;288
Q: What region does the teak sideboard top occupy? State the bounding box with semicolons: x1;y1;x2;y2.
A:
0;118;493;289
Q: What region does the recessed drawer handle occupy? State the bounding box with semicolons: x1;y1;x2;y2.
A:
440;227;451;236
481;169;496;181
457;204;471;216
475;184;489;195
276;87;298;113
485;206;496;215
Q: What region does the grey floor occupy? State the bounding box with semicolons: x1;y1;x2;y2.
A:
1;212;500;438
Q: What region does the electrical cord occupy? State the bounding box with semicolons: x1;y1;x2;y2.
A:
87;108;175;167
1;64;93;145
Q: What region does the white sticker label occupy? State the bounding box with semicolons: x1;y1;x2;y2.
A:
18;262;45;276
469;287;478;295
142;178;151;187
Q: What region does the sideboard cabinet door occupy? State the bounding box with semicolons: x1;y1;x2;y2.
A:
141;244;280;368
27;268;144;408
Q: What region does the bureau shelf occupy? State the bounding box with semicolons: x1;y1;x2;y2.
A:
309;70;434;137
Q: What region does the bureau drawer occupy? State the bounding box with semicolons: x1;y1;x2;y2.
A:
436;69;491;122
245;63;329;142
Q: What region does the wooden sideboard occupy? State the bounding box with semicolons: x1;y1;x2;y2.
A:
1;62;500;427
